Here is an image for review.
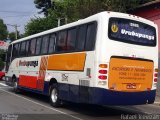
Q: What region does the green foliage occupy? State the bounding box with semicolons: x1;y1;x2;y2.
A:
0;50;5;70
24;16;57;36
26;0;151;36
8;31;21;41
50;0;152;19
0;19;8;40
34;0;52;16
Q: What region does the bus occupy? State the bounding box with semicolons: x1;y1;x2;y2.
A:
5;11;158;107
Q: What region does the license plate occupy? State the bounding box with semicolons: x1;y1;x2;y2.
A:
126;84;136;89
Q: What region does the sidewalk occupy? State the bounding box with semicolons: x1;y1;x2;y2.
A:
154;93;160;105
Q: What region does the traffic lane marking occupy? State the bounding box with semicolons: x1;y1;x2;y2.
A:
0;83;8;86
0;89;83;120
0;83;12;88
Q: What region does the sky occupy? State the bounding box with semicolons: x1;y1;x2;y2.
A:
0;0;43;34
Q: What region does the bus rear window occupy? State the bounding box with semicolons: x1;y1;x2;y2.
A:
108;17;156;46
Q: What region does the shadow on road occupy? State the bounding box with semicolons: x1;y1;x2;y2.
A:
7;88;145;119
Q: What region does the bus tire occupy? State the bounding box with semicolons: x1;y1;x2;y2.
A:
50;84;61;107
13;77;19;93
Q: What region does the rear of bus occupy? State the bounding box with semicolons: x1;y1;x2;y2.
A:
93;12;158;105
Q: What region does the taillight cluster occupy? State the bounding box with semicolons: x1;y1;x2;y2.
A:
154;68;158;82
98;64;108;80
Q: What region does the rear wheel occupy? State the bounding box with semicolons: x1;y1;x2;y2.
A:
50;84;61;107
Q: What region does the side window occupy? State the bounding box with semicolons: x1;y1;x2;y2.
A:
56;30;67;52
17;43;21;57
6;45;12;71
48;33;56;54
29;38;36;56
20;41;26;56
12;44;16;58
6;45;12;62
67;28;76;51
12;43;19;59
25;40;30;56
41;35;49;54
85;23;97;51
77;25;87;51
35;37;42;55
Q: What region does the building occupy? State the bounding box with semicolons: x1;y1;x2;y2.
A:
0;40;9;51
128;0;160;96
128;0;160;49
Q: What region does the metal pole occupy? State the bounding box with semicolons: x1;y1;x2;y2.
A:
58;18;61;27
7;24;20;39
14;25;18;39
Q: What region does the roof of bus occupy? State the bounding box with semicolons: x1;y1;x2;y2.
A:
11;11;156;44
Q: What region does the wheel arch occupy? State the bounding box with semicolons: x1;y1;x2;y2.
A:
12;74;17;82
49;78;58;94
49;78;58;86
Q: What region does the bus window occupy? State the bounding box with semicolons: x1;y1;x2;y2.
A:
108;18;156;46
77;25;87;51
29;38;36;56
66;28;76;51
25;40;30;56
41;35;49;54
5;45;12;71
85;23;97;51
48;34;56;54
12;43;20;59
35;37;42;55
56;30;67;52
20;41;26;56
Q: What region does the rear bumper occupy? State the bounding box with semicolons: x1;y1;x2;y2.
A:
90;88;156;105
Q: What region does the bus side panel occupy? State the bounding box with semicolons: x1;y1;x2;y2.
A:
19;75;37;89
46;53;87;101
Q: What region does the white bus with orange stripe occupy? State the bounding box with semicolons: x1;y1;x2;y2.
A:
5;11;158;107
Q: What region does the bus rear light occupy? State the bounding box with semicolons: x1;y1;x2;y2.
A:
154;78;158;82
99;70;107;74
98;75;107;80
154;73;158;77
99;64;108;68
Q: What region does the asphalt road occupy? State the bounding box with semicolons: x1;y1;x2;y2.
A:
0;81;160;120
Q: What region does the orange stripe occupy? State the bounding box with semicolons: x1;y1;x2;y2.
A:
47;53;86;71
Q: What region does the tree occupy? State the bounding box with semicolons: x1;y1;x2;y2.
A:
8;32;21;41
34;0;52;16
27;0;152;36
24;16;57;36
48;0;152;22
8;32;16;41
0;19;8;40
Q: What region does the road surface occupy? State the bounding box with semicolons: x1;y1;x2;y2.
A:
0;81;160;120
